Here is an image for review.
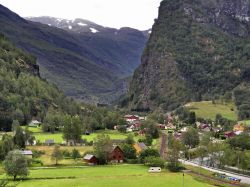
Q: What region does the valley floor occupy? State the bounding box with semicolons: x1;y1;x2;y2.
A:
2;165;214;187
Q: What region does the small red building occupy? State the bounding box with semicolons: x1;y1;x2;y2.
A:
84;154;98;165
224;131;236;139
108;146;124;163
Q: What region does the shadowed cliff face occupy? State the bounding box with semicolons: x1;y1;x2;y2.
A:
126;0;250;116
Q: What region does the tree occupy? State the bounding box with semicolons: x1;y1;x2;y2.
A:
195;146;208;166
228;133;250;150
93;134;112;164
117;125;126;133
3;150;29;180
139;149;160;163
51;145;63;165
24;127;35;146
13;126;25;148
144;156;165;167
125;134;135;145
121;144;136;159
145;134;153;146
71;149;81;160
11;120;19;133
182;127;199;148
141;119;159;139
0;134;14;160
167;139;182;172
188;112;196;124
63;115;82;145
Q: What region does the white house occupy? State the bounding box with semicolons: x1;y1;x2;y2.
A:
28;120;41;127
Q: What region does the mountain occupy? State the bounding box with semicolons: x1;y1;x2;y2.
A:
0;6;148;104
0;33;82;131
126;0;250;119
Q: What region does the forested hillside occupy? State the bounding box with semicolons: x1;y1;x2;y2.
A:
126;0;250;119
0;33;83;131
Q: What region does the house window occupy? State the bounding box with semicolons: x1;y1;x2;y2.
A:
113;156;116;159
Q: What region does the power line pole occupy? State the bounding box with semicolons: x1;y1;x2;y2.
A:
182;172;184;187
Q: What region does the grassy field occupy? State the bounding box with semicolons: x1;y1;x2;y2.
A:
239;120;250;126
32;129;149;144
185;101;238;121
27;146;93;166
2;165;214;187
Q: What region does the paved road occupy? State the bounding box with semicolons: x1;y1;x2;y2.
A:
160;132;167;159
180;159;250;184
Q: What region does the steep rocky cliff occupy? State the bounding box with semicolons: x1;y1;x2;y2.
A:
126;0;250;118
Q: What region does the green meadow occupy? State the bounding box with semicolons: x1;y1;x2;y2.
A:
2;165;214;187
185;101;238;121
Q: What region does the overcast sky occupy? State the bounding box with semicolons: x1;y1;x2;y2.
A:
0;0;162;30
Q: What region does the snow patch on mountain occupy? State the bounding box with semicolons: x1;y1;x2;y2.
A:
77;22;87;26
90;28;99;33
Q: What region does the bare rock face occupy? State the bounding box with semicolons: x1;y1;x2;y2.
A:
125;0;250;112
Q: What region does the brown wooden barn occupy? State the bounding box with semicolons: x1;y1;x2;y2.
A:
84;154;98;165
108;146;124;163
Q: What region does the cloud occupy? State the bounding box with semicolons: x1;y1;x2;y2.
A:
0;0;162;30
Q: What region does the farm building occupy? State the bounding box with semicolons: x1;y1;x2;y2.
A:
124;115;139;123
108;146;124;163
133;142;147;154
224;131;236;138
21;150;33;159
28;120;41;127
84;154;98;165
233;124;245;132
45;139;55;146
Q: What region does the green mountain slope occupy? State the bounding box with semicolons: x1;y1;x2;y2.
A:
126;0;250;119
0;33;81;131
0;5;148;104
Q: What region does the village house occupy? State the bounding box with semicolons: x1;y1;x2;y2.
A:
21;150;33;159
124;115;139;123
108;146;124;163
133;142;147;154
224;131;236;139
158;124;166;130
28;120;41;127
84;154;98;165
180;127;188;133
233;124;245;132
44;139;55;146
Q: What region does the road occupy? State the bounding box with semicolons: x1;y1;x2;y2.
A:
180;159;250;184
160;132;167;159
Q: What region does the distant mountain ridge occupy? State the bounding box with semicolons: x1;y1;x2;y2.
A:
27;16;152;36
0;5;148;104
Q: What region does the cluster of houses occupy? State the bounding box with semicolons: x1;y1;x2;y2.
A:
154;114;249;141
114;115;146;133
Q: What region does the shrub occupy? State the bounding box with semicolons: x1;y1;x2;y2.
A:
139;149;160;163
62;150;71;158
32;150;45;158
144;156;165;167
